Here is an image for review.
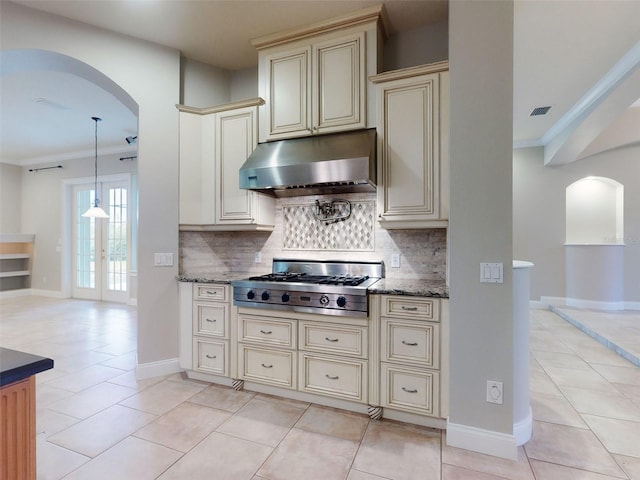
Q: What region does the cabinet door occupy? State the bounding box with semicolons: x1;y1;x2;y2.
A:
313;32;366;134
215;106;258;224
264;46;311;139
377;73;441;224
179;112;216;225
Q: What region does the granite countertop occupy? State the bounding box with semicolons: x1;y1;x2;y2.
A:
177;271;253;284
0;347;54;387
368;278;449;298
178;273;448;298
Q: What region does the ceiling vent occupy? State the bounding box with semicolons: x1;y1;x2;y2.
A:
530;106;551;116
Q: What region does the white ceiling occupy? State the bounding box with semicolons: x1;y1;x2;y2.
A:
1;0;639;166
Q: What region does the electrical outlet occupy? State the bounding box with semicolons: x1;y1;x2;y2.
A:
486;380;503;404
391;253;401;268
254;251;262;263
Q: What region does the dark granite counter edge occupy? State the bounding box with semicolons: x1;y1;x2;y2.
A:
0;348;54;387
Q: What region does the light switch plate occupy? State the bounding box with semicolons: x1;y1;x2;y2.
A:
154;253;174;267
480;263;503;283
391;253;400;268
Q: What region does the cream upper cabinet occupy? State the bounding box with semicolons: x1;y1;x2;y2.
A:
177;99;275;231
254;6;384;143
371;62;450;229
262;32;366;141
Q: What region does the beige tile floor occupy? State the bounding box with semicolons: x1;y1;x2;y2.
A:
1;296;640;480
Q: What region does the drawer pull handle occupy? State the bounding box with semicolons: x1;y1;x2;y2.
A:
401;306;418;311
205;318;217;323
206;290;217;295
402;387;418;393
206;354;217;359
325;374;339;380
325;337;339;342
261;363;273;368
260;329;272;335
401;340;418;346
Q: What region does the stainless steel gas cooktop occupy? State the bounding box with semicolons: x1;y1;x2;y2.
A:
231;258;384;317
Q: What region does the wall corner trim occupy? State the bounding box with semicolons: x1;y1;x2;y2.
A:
135;358;182;380
446;421;518;460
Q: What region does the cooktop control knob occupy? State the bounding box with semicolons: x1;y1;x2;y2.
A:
247;290;255;300
281;293;290;302
336;296;347;308
261;291;270;301
319;295;330;306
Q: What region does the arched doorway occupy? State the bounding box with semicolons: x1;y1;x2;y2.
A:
1;49;139;303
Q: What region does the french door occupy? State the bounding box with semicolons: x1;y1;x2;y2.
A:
72;180;129;303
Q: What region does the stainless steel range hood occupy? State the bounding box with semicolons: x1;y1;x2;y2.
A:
239;129;376;197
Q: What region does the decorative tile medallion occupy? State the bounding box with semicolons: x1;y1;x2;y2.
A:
283;199;375;251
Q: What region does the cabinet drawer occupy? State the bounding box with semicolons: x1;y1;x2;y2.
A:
299;353;366;403
195;303;228;338
195;284;229;302
239;315;296;348
382;296;439;321
239;345;296;389
299;321;367;358
381;363;439;417
194;339;228;376
381;318;439;368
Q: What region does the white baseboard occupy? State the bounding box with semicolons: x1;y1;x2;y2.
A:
566;297;625;311
446;421;518;460
540;296;639;311
0;289;68;301
135;358;182;380
0;288;33;300
624;301;640;311
513;406;533;446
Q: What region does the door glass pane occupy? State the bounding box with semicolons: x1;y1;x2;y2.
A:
76;189;95;289
107;186;127;292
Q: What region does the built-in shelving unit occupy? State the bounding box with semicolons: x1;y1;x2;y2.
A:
0;234;35;294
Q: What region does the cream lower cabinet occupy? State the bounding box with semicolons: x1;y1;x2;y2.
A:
236;309;369;404
370;62;450;229
177;99;275;231
237;313;297;389
298;321;368;403
179;282;233;379
377;295;445;420
192;284;231;377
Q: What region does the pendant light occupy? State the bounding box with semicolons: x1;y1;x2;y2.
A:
82;116;109;218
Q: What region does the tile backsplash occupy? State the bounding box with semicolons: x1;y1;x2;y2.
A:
180;192;447;280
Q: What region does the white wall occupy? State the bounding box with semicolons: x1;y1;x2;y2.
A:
383;20;448;71
18;155;136;292
1;1;180;366
513;145;640;304
181;57;231;107
0;163;22;232
449;0;516;457
231;67;259;102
